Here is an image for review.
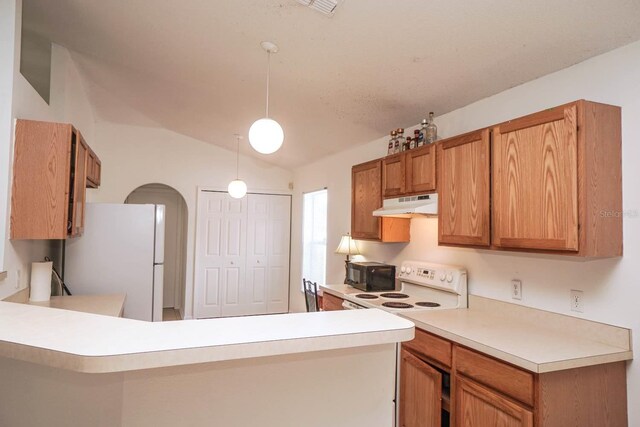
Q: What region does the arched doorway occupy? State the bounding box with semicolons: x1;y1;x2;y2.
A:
125;184;188;321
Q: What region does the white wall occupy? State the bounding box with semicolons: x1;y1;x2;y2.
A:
88;121;292;318
0;0;98;299
291;40;640;423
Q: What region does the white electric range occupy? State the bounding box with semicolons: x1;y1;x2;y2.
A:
337;260;468;313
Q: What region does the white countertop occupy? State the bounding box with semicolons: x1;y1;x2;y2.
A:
27;294;126;317
0;301;414;373
320;285;632;373
400;296;632;373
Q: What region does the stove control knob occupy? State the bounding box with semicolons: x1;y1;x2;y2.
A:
405;266;412;274
400;266;407;274
446;274;453;283
439;274;446;282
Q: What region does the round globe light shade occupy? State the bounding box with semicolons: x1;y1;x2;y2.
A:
248;118;284;154
227;179;247;199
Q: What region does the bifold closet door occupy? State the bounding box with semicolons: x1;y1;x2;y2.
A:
194;191;291;319
194;192;247;319
246;194;291;315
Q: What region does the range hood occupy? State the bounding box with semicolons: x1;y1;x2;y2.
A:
373;194;438;218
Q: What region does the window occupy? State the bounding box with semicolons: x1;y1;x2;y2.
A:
302;189;328;287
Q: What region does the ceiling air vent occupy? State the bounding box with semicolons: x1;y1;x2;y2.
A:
297;0;340;16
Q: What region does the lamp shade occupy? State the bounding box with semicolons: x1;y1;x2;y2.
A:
248;118;284;154
335;234;360;256
227;179;247;199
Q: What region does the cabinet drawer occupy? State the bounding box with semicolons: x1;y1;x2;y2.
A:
402;328;452;368
455;346;534;406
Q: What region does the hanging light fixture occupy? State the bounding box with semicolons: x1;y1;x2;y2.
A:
249;41;284;155
228;134;248;199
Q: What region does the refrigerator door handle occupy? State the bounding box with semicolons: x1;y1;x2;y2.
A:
154;262;164;266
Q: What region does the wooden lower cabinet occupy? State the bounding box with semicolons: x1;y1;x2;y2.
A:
400;349;444;427
455;376;533;427
321;292;344;311
399;329;628;427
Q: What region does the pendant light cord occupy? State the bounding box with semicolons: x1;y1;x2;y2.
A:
265;50;270;118
235;135;241;179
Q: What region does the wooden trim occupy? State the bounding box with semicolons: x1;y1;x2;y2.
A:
498;103;573;134
497;238;578;251
439;129;486;150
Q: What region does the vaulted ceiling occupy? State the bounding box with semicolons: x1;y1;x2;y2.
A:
23;0;640;168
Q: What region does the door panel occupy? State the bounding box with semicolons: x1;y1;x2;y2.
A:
492;105;578;251
352;160;382;239
438;130;491;247
204;268;221;306
265;195;291;314
405;145;436;194
382;154;404;197
455;376;533;427
399;349;442;427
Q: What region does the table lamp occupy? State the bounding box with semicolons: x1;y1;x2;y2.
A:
335;233;360;284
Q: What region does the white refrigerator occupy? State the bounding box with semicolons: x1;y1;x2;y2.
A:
65;203;165;321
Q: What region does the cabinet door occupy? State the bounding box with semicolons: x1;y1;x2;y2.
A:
405;145;436;194
382;154;404;197
322;293;344;311
454;376;533;427
492;104;578;251
351;160;382;240
70;131;88;237
399;349;442;427
438;130;490;247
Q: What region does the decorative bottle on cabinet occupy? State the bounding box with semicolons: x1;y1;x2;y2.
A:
397;128;406;152
388;131;396;155
425;112;437;144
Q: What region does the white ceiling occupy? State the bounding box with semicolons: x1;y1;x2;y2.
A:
23;0;640;169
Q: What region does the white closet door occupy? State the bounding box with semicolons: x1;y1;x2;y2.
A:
266;195;291;314
194;191;289;319
245;195;269;315
194;192;247;319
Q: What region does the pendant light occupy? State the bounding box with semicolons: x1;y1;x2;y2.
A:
228;134;247;199
249;41;284;155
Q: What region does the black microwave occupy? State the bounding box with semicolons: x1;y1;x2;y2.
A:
347;262;396;292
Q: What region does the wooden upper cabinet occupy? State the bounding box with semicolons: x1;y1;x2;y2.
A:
352;160;383;240
455;376;533;427
86;146;102;188
492;100;622;256
382;145;436;199
10;119;99;240
382;154;404;197
405;144;436;194
493;104;579;251
438;129;490;247
399;349;442;427
352;160;410;242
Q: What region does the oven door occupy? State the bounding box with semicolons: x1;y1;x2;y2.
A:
342;300;367;310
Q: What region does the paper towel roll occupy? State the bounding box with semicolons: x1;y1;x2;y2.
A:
29;261;53;302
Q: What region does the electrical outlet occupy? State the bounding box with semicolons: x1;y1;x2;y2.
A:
570;290;584;312
511;279;522;300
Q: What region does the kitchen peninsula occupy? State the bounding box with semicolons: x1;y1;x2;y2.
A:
0;302;413;426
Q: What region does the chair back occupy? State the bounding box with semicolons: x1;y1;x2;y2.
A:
303;278;320;312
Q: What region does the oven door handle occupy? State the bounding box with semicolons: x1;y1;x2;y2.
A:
342;300;366;310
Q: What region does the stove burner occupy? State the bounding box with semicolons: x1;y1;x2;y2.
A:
382;302;414;309
415;302;441;308
380;293;409;299
355;294;378;300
